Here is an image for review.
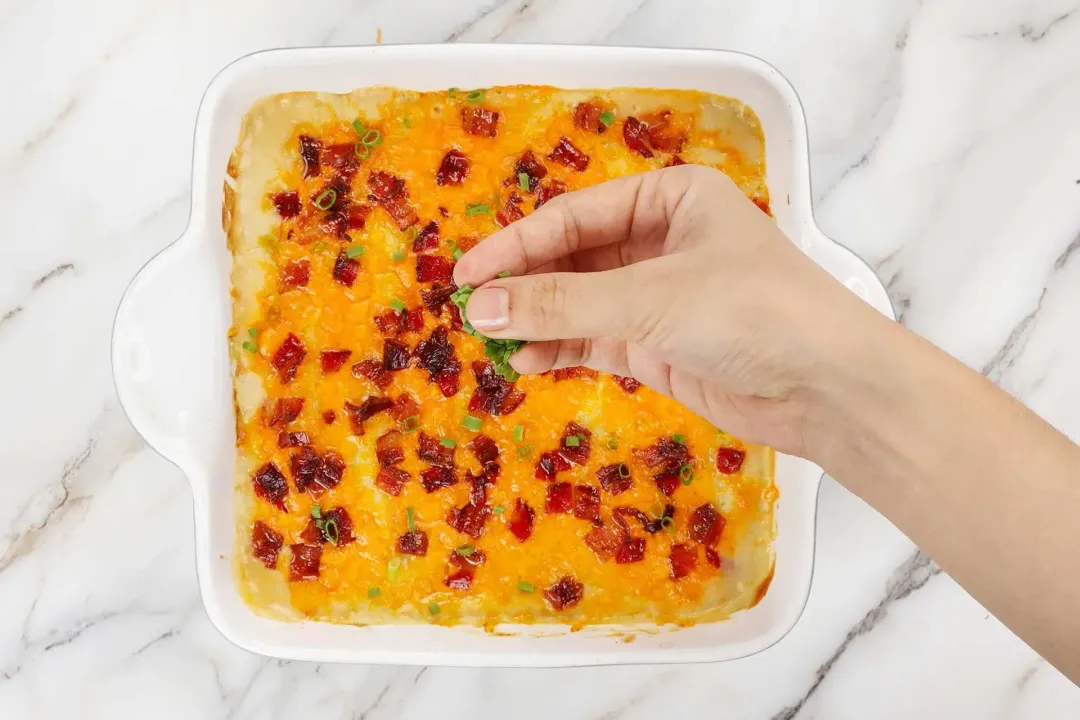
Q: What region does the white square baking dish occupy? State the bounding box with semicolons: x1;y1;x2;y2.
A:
111;44;893;666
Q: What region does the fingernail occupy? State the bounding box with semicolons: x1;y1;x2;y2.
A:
468;287;510;330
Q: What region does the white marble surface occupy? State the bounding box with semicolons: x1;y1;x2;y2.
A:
2;0;1079;716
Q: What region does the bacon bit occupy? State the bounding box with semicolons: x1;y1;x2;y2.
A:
368;171;405;202
251;521;283;568
384;197;418;230
573;101;610;134
322;410;336;424
669;543;698;579
396;530;428;556
375;429;405;467
543;576;584;612
320;349;352;373
263;397;304;427
414;221;440;252
705;547;721;569
560;422;592;465
251;464;287;509
375;466;410;496
277;430;310;448
414;326;462;397
583;524;623;562
468;361;525;416
319;451;345;491
535;450;572;481
271;333;306;383
416;254;454;284
514;150;548;191
466;469;491;507
545;482;573;514
289;446;320;493
615;536;646;564
438;206;450;218
382;339;411;371
535;180;566;209
622;116;653;158
289;543;322;580
448;304;464;332
279;259;310;290
299;135;322;178
272;191;302;218
420;465;456;493
333;251;361;287
343;395;394;434
444;549;487;590
507;498;535;542
445;568;474;590
404;308;425;333
391;393;420;422
418;432;455;466
322;141;361;175
690;503;726;546
612;375;642;394
345;203;371;230
469;435;500;464
666;155;687;167
307;507;355;546
634;437;690;472
752;197;771;216
434;370;460;397
572;485;600;522
716;446;746;474
421;283;457;315
495;196;525;227
319;211;347;238
596;463;633;495
548;136;589;171
447;501;489;538
352;358;392;390
612;506;652;533
435;149;470;186
552;366;599;382
654;471;679;497
374;307;424;337
461;106;500;137
641;109;688;153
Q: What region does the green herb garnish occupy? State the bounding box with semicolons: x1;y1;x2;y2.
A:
607;437;619;450
429;602;441;615
512;425;525;442
346;244;365;258
448;87;459;98
242;340;258;353
492;504;506;515
598;110;615;128
679;463;694;485
462;415;483;432
518;172;530;191
440;437;457;448
368;587;381;598
516;444;533;459
465;89;485;103
392;251;406;262
310;505;339;545
517;581;536;593
564;436;581;448
313;188;337;210
406;507;415;532
450;284;527;381
456;544;475;557
618;463;631;479
403;118;411;128
672;433;687;445
465;201;492;216
387;558;402;581
401;415;420;433
247;327;258;339
390;298;406;311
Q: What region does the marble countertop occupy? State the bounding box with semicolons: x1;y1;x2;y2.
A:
4;0;1080;717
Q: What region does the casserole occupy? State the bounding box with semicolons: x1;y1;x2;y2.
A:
112;44;894;666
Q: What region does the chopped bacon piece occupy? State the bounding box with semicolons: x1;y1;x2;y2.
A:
280;259;310;290
752;197;771;216
382;339;411;371
507;498;535;542
353;358;393;390
277;430;310;448
391;393;420;422
535;180;566;209
612;375;642;394
421;283;457;315
272;191;302;218
666;155;687;167
420;465;456;493
438;205;450;218
445;549;487;590
584;524;624;562
289;446;321;493
416;254;454;284
374;307;424;337
319;211;347;238
468;361;525;416
535;450;572;481
560;422;592;465
345;203;371;230
264;397;304;427
448;304;464;332
289;543;322;580
321;142;361;179
596;463;633;495
641;109;688;153
543;576;584;612
375;429;405;467
271;333;306;383
253;463;289;510
622;116;653;158
716;446;746;474
435;149;470;186
573;485;601;522
552;366;599;382
635;437;690;473
654;471;679;497
414;326;462;397
615;536;646;564
306;507;355;546
383;197;418;230
669;543;698;579
396;530;428;556
705;547;722;569
466;470;490;507
573;101;610;134
343;395;394;434
251;521;283;568
333;251;361;287
414;220;440;252
318;451;345;491
376;466;410;496
299;135;322;178
445;568;474;590
495;196;525;227
513;150;548;192
548;136;589;171
434;370;460;397
418;432;455;466
689;504;726;546
468;435;500;464
322;409;336;424
612;506;653;533
320;349;352;373
545;482;573;514
447;501;489;538
368;171;405;202
461;106;500;137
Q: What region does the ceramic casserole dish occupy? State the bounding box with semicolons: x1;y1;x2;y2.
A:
111;44;893;666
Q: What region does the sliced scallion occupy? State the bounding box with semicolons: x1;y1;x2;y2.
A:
368;587;381;598
564;436;580;448
465;201;492;217
346;244;365;259
516;444;533;459
242;340;258;353
606;437;619;450
456;544;475;557
618;463;631;479
390;298;406;311
462;415;483;431
392;251;406;262
512;425;525;443
314;188;337;210
247;327;258;339
465;89;485;103
387;557;402;581
672;433;687;445
679;463;694;485
406;507;415;532
517;581;536;593
492;504;506;515
440;437;457;449
429;602;441;615
518;172;530;191
401;415;420;433
598;110;615;128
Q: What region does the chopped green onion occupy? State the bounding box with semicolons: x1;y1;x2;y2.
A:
598;110;616;128
403;118;411;128
452;248;463;260
512;425;525;442
387;557;402;581
465;89;485;103
392;250;406;262
405;226;418;243
368;587;381;598
497;271;511;279
311;240;328;254
361;129;382;147
247;327;258;339
456;544;475;557
649;503;665;519
516;444;533;459
518;172;530;191
390;298;406;311
428;602;441;615
564;436;580;448
679;463;694;485
310;505;323;519
440;437;457;448
661;516;677;534
322;518;340;545
314;188;337;210
401;415;420;433
517;581;536;593
406;507;415;532
354;142;371;159
618;463;630;478
465;201;492;216
492;504;506;515
462;415;483;431
448;87;459;98
346;244;365;258
672;433;687;445
351;119;366;134
242;340;258;353
607;437;619;450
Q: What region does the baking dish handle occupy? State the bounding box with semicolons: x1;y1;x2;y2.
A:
803;223;896;321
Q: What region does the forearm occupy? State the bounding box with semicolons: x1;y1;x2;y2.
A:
814;314;1080;681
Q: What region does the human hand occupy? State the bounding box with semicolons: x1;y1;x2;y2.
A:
453;165;891;459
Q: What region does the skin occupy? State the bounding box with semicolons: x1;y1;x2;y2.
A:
454;165;1080;683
